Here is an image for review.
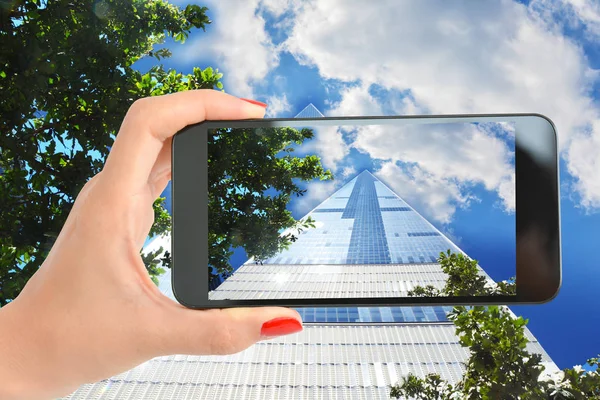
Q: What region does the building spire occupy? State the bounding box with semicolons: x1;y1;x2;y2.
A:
294;103;324;118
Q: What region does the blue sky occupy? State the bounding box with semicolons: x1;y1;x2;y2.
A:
138;0;600;370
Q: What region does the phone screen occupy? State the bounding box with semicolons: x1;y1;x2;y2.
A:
205;121;517;301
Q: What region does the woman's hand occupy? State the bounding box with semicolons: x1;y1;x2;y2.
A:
0;90;303;399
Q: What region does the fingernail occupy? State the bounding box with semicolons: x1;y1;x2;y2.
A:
260;317;303;338
240;98;268;108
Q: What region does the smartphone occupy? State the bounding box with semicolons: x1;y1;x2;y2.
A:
171;114;561;309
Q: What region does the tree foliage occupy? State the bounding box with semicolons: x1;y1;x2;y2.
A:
391;251;600;399
208;126;332;284
408;249;516;297
0;0;333;304
0;0;216;305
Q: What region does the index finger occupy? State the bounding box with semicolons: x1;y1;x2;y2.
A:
102;90;267;194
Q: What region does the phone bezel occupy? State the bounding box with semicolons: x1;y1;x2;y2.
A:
171;114;561;309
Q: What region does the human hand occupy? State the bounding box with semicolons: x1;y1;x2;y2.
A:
0;90;303;399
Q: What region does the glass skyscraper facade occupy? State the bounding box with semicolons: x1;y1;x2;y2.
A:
63;104;558;400
209;168;460;325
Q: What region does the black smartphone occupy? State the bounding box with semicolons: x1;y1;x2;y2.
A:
171;114;561;309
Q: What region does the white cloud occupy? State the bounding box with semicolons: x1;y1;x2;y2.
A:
375;162;474;224
296;84;374;174
565;119;600;209
361;124;514;196
260;0;294;17
265;93;292;117
314;85;516;223
327;83;382;116
339;166;357;180
530;0;600;39
497;173;517;212
168;0;599;213
355;122;515;223
171;0;279;98
284;0;600;210
294;180;337;215
300;125;350;169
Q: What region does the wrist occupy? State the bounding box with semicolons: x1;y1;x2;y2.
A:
0;300;65;400
0;302;31;399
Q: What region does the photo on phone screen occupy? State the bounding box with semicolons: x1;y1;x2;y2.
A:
205;121;517;301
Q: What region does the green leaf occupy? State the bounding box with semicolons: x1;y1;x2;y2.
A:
0;0;211;305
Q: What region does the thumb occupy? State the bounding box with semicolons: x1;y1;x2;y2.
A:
156;306;303;356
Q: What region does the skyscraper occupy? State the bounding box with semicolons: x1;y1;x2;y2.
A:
210;167;493;303
64;104;558;399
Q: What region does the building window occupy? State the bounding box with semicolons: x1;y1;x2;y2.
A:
408;232;441;237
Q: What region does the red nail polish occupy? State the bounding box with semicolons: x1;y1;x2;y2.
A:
240;98;268;108
261;317;302;337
